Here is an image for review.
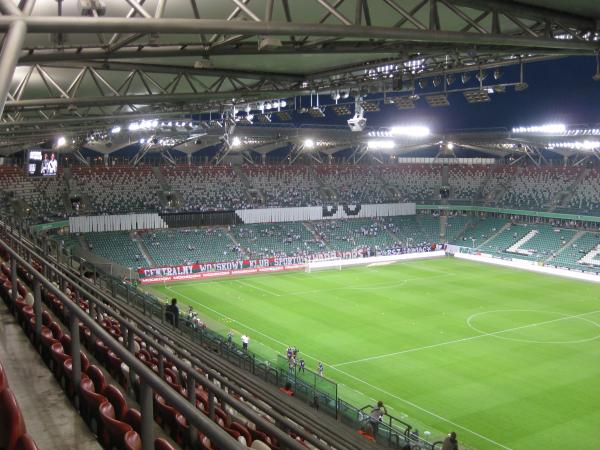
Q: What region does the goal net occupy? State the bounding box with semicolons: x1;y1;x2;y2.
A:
305;257;343;273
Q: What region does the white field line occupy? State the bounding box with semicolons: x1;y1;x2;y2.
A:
332;309;600;368
234;279;282;297
167;286;513;450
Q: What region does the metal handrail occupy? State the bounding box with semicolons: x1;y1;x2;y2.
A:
0;224;326;450
0;235;247;450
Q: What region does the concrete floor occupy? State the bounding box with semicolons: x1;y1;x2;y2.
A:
0;303;102;450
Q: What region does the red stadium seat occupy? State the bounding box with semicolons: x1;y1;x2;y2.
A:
154;437;176;450
231;422;252;445
123;408;141;434
86;364;107;395
49;342;70;382
103;384;128;421
99;400;133;450
79;377;107;434
39;326;57;364
174;413;189;447
0;389;27;450
14;434;39;450
0;360;8;393
124;430;141;450
154;393;178;437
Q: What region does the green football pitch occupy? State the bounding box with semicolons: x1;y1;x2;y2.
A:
147;257;600;450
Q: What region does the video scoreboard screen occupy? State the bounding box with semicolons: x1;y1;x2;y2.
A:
27;150;58;177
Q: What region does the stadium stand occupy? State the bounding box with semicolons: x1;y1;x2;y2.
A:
0;231;381;450
448;165;490;203
243;165;322;207
310;218;397;252
379;165;441;203
314;165;390;204
496;166;580;209
232;222;325;258
548;232;600;272
140;227;242;266
452;216;508;247
84;232;147;268
0;166;68;219
162;165;250;211
72;166;161;214
566;167;600;215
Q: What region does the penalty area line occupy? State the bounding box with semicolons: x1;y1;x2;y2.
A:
166;286;512;450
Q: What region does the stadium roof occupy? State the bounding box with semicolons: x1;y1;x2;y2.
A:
0;0;599;151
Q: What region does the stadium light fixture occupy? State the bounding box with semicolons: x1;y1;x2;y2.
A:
56;136;66;147
128;122;139;131
304;138;315;149
111;126;121;134
231;136;242;147
512;124;566;134
367;140;395;150
548;140;600;150
390;125;430;137
447;142;455;150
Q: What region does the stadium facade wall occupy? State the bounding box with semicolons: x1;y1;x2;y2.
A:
235;203;416;224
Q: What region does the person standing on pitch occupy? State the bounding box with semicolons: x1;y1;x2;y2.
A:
241;334;249;351
318;361;324;377
369;400;387;437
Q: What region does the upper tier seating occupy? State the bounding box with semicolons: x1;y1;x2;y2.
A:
72;166;161;214
140;228;241;266
448;166;490;203
378;165;441;203
566;167;600;215
497;166;579;209
314;166;391;204
0;166;67;218
243;165;321;207
162;165;249;211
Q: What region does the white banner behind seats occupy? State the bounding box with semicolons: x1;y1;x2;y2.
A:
235;203;416;224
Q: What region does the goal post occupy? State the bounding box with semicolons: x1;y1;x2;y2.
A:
305;257;343;273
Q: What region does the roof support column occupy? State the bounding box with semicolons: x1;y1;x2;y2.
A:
0;19;26;119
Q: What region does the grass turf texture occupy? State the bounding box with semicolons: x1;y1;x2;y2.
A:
147;258;600;450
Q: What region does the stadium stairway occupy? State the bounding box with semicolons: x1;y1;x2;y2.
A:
475;221;511;249
131;232;156;267
548;230;586;262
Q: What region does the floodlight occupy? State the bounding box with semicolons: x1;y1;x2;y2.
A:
304;139;315;149
111;126;121;134
231;136;242;147
390;126;430;137
367;140;395;150
128;122;139;131
56;136;66;147
447;142;454;150
280;100;287;107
